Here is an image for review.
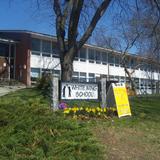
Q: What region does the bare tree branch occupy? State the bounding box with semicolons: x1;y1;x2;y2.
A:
68;0;84;49
78;0;112;49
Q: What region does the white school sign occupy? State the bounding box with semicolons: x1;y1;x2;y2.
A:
61;82;98;100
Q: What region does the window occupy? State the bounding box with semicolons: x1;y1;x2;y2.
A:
0;43;9;57
79;48;86;61
31;68;40;79
72;72;79;82
108;53;114;65
88;49;95;63
130;58;136;68
79;72;86;82
89;73;95;82
114;76;119;82
74;51;79;61
32;51;40;56
109;75;115;81
32;38;40;51
120;77;125;83
53;70;60;74
115;56;119;66
101;52;107;65
42;68;51;75
95;50;101;64
52;42;59;57
126;57;131;68
42;40;51;53
42;52;51;57
11;44;15;58
53;70;60;78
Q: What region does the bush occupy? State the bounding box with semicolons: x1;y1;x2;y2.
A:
36;73;52;98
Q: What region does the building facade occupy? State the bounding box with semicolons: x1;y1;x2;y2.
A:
0;30;159;94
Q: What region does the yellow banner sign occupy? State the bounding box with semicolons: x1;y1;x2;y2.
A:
112;83;131;118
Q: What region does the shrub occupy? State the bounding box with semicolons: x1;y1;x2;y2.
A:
36;73;52;98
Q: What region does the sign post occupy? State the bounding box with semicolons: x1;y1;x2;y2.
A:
52;76;59;110
101;78;107;108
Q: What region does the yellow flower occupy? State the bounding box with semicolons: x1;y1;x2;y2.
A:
91;108;96;113
80;107;83;110
88;108;92;112
85;107;89;111
72;107;77;113
64;109;70;114
96;107;100;111
103;108;107;112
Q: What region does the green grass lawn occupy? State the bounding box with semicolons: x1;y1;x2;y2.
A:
0;88;160;160
0;88;102;160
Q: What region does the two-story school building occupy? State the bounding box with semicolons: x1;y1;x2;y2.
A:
0;30;159;94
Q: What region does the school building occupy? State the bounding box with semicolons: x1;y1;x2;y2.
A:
0;30;159;94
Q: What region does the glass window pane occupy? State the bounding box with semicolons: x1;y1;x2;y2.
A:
74;51;79;61
88;49;95;63
42;40;51;53
108;53;114;64
31;68;40;78
80;72;86;82
32;38;40;51
115;56;119;66
42;53;51;57
11;44;15;57
80;48;86;61
125;57;130;68
53;70;60;74
52;42;59;57
101;52;107;64
0;43;9;57
89;73;95;82
72;72;79;82
95;50;101;63
42;68;51;75
32;51;40;56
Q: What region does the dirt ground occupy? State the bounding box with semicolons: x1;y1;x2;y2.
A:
92;125;160;160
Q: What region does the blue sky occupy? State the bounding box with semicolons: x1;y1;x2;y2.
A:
0;0;137;53
0;0;55;35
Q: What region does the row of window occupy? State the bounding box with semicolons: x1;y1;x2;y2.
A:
32;38;59;56
31;68;96;82
31;68;158;89
31;38;160;72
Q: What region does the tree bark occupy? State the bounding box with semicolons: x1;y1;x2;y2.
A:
124;67;137;94
61;49;75;81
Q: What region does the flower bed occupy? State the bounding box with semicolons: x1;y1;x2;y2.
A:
58;102;117;119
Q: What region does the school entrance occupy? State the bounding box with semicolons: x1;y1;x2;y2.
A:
0;38;16;81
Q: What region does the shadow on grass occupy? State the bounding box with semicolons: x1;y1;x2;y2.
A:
130;96;160;121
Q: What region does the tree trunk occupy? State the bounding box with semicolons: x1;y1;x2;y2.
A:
124;67;137;94
61;51;74;81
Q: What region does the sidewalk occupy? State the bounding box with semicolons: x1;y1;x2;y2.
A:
0;85;26;96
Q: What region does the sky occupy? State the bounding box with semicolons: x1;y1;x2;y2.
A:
0;0;55;35
0;0;137;54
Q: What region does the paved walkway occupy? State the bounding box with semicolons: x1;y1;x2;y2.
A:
0;85;26;96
